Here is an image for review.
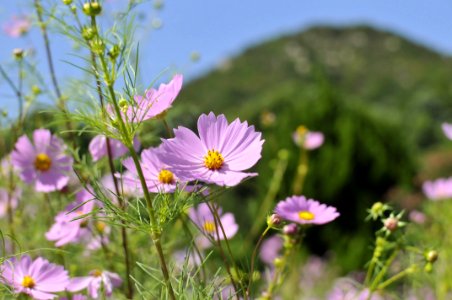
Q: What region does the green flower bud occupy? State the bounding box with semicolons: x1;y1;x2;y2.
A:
425;250;438;263
273;257;284;268
108;44;120;60
424;262;433;273
81;26;96;41
13;48;24;59
90;38;105;55
31;85;41;95
62;0;73;5
82;2;102;16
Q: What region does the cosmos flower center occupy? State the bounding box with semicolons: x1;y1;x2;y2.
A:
22;275;35;288
34;153;52;172
204;150;224;170
296;125;308;136
298;211;315;221
158;169;174;184
90;269;103;277
203;221;216;233
96;221;106;233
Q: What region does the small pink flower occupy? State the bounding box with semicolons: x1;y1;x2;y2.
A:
89;135;140;162
422;177;452;201
409;210;426;224
275;195;339;225
68;270;122;299
0;255;70;300
259;235;283;265
46;189;100;247
159;112;264;186
12;129;73;192
122;146;181;193
3;15;31;38
442;123;452;140
0;187;21;217
292;126;324;150
189;203;238;248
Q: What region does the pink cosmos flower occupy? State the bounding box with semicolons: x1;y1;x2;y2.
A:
122;146;181;193
159;112;264;186
12;129;73;192
189;203;239;248
67;270;122;299
292;126;324;150
130;74;183;121
0;255;69;300
89;135;140;162
409;210;427;224
3;15;31;38
259;235;283;265
274;195;339;225
422;177;452;201
442;123;452;140
46;189;97;247
328;278;384;300
0;187;21;217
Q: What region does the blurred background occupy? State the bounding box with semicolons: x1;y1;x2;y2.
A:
1;0;452;282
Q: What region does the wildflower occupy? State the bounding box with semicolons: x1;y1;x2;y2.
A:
409;210;426;224
267;213;281;227
159;112;264;186
127;74;183;122
259;235;283;265
45;189;97;247
292;126;324;150
282;223;298;235
422;177;452;200
89;135;140;162
0;187;21;217
274;195;339;225
12;129;73;192
442;122;452;140
67;270;122;299
0;255;69;299
189;203;238;248
381;211;405;236
122;146;181;193
3;15;31;38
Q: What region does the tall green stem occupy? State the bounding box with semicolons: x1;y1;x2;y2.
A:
247;226;271;297
292;147;308;195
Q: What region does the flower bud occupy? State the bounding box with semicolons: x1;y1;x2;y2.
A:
425;250;438;263
424;262;433;273
31;85;41;95
82;26;96;41
62;0;73;4
108;44;120;60
383;217;398;232
82;2;102;16
267;214;281;227
283;223;298;235
13;48;24;59
273;257;284;268
90;38;105;55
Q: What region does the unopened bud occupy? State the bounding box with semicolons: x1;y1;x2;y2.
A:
426;250;438;263
90;38;105;55
82;26;96;41
424;262;433;273
384;217;398;232
273;257;284;268
267;214;281;227
31;85;41;95
108;44;120;60
283;223;298;235
62;0;72;5
83;2;102;16
13;48;24;59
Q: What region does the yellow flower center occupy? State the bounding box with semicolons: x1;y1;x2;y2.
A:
203;221;216;233
204;150;224;170
96;221;106;233
34;153;52;172
158;169;174;184
298;211;315;221
22;275;35;288
90;269;103;277
296;125;308;136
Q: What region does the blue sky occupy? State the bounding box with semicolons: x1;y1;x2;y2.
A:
1;0;452;118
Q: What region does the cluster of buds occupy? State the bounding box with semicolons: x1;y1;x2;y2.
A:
424;250;438;273
82;2;102;16
367;201;391;221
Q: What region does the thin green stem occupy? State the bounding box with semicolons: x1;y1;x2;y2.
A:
95;44;176;300
247;226;271;297
369;248;400;291
376;267;414;291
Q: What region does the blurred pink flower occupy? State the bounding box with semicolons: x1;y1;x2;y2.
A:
89;135;140;162
409;210;427;224
442;122;452;140
259;235;283;265
0;187;21;217
275;195;339;225
3;15;31;38
328;278;384;300
293;126;324;150
422;177;452;201
159;112;264;186
189;203;238;248
68;270;122;299
12;129;73;192
0;255;69;299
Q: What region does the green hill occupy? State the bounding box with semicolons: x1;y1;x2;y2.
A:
173;25;452;271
